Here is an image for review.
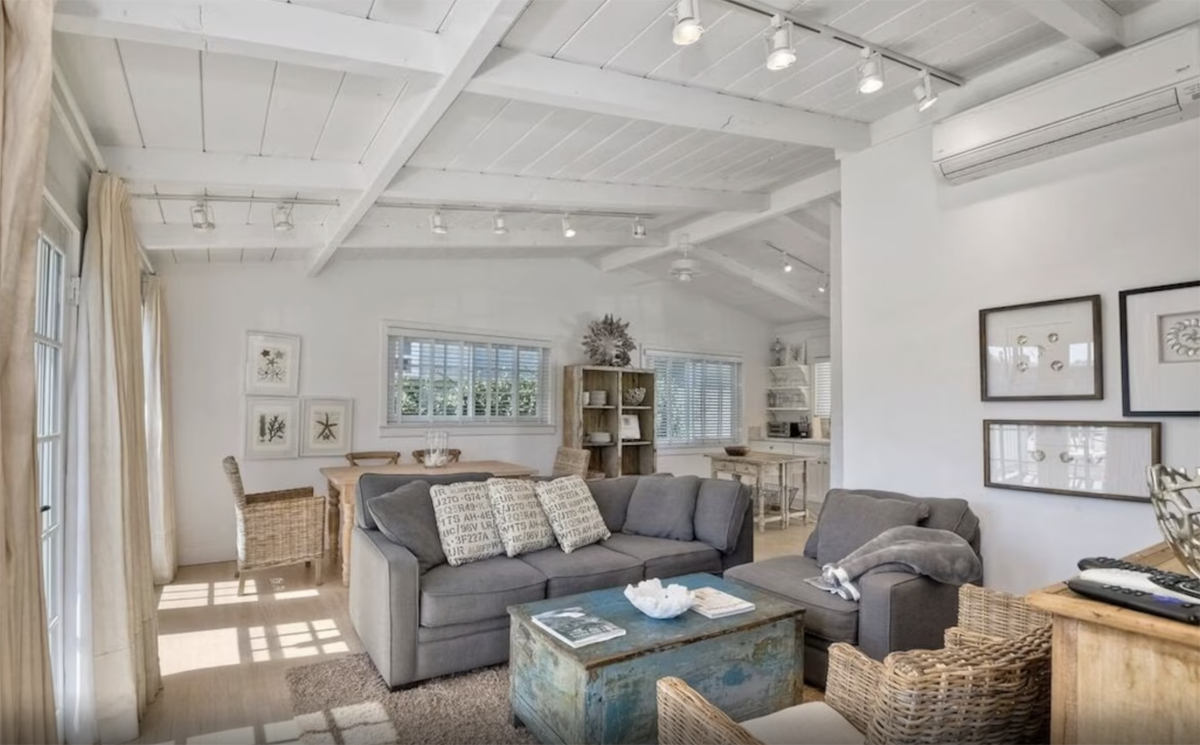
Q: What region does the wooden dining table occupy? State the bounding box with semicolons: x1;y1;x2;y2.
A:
320;460;538;585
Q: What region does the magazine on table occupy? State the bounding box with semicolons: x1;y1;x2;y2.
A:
531;607;626;648
691;587;755;619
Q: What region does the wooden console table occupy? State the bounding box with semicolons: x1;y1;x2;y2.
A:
1027;543;1200;744
705;451;816;532
320;460;537;585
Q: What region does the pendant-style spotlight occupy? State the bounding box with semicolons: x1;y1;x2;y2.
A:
783;258;793;273
272;203;294;232
818;275;829;293
561;214;576;238
430;208;448;235
492;210;508;235
190;201;215;232
632;217;647;239
857;48;884;94
765;16;796;71
672;0;704;46
913;70;938;112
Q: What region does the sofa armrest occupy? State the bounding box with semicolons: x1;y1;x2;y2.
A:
349;527;420;688
857;572;959;661
720;498;756;572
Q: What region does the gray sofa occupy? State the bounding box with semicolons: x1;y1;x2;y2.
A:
349;472;754;688
725;488;981;687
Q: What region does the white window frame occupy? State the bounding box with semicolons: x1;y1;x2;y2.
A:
379;321;555;437
645;347;743;450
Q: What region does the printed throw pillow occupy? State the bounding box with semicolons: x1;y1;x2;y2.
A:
429;482;505;567
533;475;611;553
486;478;557;557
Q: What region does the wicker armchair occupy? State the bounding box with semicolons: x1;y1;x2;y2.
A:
552;446;591;478
412;448;461;465
657;584;1052;745
222;456;325;596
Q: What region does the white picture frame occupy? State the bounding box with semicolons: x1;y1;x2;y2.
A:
979;295;1102;401
1119;281;1200;416
245;331;301;396
620;414;641;441
300;398;354;457
245;397;300;459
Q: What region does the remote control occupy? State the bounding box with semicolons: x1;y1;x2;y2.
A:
1067;577;1200;625
1077;569;1200;603
1150;573;1200;601
1077;556;1159;573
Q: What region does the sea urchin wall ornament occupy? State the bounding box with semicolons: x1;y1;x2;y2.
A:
583;314;637;367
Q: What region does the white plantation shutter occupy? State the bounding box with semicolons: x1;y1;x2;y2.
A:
647;349;742;448
386;327;552;426
813;360;832;417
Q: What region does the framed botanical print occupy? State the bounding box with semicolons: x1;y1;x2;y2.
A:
979;295;1102;401
1119;280;1200;416
245;397;300;459
245;331;301;396
300;398;354;457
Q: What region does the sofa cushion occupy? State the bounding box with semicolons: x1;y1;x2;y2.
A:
740;702;864;745
725;555;859;644
587;476;639;533
534;476;611;553
420;557;546;627
622;475;700;542
518;544;644;597
365;480;446;574
356;472;491;530
486;478;556;557
694;479;750;553
430;482;505;566
815;492;930;566
805;489;975;559
602;534;722;578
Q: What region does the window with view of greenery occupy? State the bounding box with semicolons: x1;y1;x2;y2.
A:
385;329;552;426
646;350;742;448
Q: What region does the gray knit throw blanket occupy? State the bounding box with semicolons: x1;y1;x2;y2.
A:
805;525;982;601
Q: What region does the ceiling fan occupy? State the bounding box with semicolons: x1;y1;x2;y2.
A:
669;234;703;283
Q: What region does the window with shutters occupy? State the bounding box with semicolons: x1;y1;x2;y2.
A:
813;359;832;417
646;349;742;448
383;325;553;429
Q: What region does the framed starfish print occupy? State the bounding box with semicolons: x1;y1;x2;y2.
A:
300;398;354;457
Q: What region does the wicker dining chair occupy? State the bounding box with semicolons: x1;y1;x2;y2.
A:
657;584;1053;745
344;450;402;466
222;456;325;596
412;448;462;465
552;447;591;478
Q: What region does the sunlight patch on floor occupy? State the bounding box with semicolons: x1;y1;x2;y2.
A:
159;628;242;676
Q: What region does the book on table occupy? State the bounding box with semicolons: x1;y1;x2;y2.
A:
691;587;755;619
531;607;626;648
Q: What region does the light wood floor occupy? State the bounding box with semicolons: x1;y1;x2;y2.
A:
137;520;814;744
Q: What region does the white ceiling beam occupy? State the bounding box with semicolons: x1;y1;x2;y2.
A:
383;168;767;213
466;49;869;151
597;166;840;272
782;211;829;245
102;147;366;193
306;0;530;277
1124;0;1200;46
138;224;329;251
692;247;828;317
53;0;448;79
1018;0;1124;56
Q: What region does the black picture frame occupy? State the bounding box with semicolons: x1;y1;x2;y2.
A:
1119;280;1200;417
979;295;1103;401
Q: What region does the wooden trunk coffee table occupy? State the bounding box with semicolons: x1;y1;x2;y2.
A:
508;573;805;745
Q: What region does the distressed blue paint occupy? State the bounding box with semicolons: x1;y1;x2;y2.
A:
509;573;805;745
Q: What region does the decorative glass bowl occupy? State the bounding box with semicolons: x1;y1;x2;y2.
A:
1149;465;1200;579
624;578;694;619
623;387;646;406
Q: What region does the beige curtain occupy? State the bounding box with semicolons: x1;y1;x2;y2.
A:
143;276;177;585
82;173;161;742
0;1;60;742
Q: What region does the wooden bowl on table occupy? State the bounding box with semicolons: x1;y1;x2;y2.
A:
724;445;749;456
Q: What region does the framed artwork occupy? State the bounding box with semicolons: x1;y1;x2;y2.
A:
245;397;300;459
1119;280;1200;416
300;398;354;457
619;414;642;441
979;295;1102;401
245;331;301;396
983;419;1161;502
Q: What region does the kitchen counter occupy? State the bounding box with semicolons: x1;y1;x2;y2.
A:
765;437;830;445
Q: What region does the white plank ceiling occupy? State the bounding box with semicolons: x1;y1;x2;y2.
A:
51;0;1184;322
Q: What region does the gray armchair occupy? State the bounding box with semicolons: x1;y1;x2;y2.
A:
725;488;981;687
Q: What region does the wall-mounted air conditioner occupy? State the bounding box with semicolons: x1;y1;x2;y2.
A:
933;26;1200;184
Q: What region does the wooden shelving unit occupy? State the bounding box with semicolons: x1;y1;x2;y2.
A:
563;365;657;478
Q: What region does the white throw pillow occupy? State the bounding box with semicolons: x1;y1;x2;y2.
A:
487;478;556;557
429;482;505;566
533;476;611;553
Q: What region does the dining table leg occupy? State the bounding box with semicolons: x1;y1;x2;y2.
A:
780;463;790;530
325;480;340;562
340;485;356;586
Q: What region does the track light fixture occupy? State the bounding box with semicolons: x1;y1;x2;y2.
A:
190;201;214;232
632;217;647;239
272;203;294;232
672;0;704;46
561;214;576;238
765;16;796;71
783;258;793;272
857;47;884;94
492;210;508;235
430;208;448;235
913;70;938;112
818;275;829;293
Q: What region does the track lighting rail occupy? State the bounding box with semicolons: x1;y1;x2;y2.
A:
131;194;341;206
373;201;654;220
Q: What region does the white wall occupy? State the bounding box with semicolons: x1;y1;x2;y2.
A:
44;115;90;231
841;121;1200;593
164;259;771;565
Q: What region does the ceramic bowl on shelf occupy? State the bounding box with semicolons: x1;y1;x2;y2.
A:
724;445;749;456
588;432;612;444
624;578;694;619
623;387;646;405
